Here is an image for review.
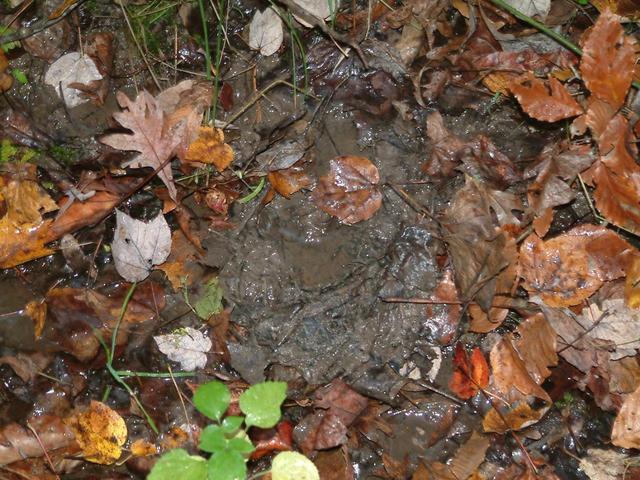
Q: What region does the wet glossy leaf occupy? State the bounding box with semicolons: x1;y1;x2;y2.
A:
208;449;247;480
148;449;207;480
185;126;234;171
520;225;635;307
580;9;636;110
312;156;382;225
239;381;287;428
193;380;231;422
510;74;582;122
111;211;171;282
268;167;313;198
250;421;293;460
449;344;490;400
65;401;127;465
272;451;320;480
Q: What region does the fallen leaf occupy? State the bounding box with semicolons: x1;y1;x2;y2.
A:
448;430;490;480
111;211;172;283
268;166;313;198
0;415;77;466
65;401;127;465
101;91;180;200
312;156;382;224
24;300;47;339
510;74;583;122
422;110;464;177
625;255;640;308
154;326;212;371
44;52;103;108
579;448;630;479
612;383;640;448
504;0;550;17
449;344;490;400
580;8;636;111
519;225;636;307
249;7;284;56
185;126;234;171
483;401;546;434
250;421;293;460
456;136;521;189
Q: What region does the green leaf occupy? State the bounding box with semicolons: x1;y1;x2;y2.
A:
0;139;17;164
239;381;287;429
193;381;230;421
221;416;244;434
11;68;27;84
271;451;320;480
207;450;246;480
199;425;227;454
227;437;255;455
148;449;208;480
194;278;223;320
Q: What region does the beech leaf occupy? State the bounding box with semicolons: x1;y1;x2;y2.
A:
510;74;583;123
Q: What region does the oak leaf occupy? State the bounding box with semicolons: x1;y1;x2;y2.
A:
100;91;180;200
312;156;382;224
510;74;583;122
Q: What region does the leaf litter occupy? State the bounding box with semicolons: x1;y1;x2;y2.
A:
4;1;640;479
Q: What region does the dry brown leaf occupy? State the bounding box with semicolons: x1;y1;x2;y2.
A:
580;9;636;111
519;224;636;307
612;384;640;448
100;91;180;200
510;74;583;122
512;313;558;385
185;126;234;171
625;255;640;308
65;401;127;464
312;156;382;225
448;431;490;480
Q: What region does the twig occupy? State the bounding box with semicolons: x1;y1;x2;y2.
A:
26;421;60;480
381;295;535;310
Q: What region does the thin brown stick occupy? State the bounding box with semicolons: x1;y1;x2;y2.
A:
26;421;60;480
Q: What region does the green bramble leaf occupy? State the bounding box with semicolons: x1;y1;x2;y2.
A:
239;381;287;429
272;451;320;480
148;449;207;480
193;381;230;422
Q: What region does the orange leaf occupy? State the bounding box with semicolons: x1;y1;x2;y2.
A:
510;74;583;122
185;126;234;171
580;9;636;110
268;167;313;198
449;344;490;400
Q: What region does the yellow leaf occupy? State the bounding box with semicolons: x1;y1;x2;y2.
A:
24;300;47;339
185;126;234;171
66;401;127;464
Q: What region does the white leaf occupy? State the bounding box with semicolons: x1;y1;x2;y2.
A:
504;0;550;19
154;327;212;371
272;451;319;480
44;52;103;108
249;8;284;56
111;211;171;282
291;0;338;21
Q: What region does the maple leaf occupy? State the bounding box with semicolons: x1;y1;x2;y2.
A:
510;73;583;122
449;344;490;400
100;91;180;200
580;9;636;111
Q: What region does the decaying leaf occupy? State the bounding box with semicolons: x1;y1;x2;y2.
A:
154;326;212;371
449;344;490;400
249;8;284;56
612;384;640;448
111;211;172;282
510;74;583;123
100;91;181;200
312;156;382;224
520;225;636;307
44;52;103;108
185;126;234;171
448;430;490;480
504;0;550;18
66;401;127;465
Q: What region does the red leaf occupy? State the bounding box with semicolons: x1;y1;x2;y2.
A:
510;74;583;122
250;421;293;460
449;344;490;400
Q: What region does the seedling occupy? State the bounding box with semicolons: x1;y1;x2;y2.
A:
149;380;319;479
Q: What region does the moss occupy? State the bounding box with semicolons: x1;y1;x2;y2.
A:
48;145;79;165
